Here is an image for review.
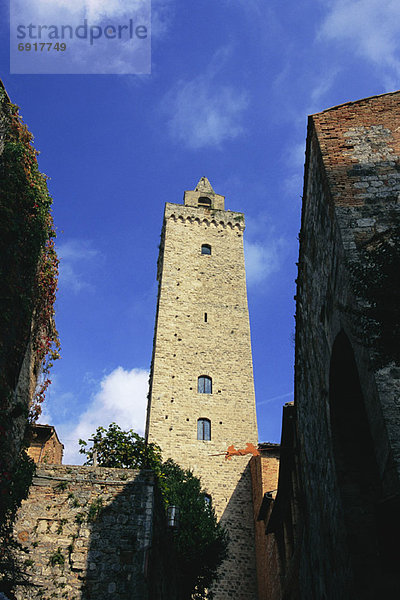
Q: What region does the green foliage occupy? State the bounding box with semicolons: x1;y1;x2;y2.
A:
48;548;65;568
54;481;69;492
56;519;68;535
87;498;103;522
79;423;228;599
0;450;36;595
75;513;85;525
67;492;80;507
78;422;162;472
348;224;400;367
0;84;60;422
161;459;228;599
0;85;60;580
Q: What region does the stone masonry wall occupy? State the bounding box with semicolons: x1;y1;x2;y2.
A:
312;93;400;478
294;92;400;599
146;194;259;599
13;465;157;600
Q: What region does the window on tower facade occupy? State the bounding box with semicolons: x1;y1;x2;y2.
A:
197;418;211;441
198;375;212;394
198;196;211;207
201;244;211;255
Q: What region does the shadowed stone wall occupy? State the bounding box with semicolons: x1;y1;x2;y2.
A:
13;464;176;600
294;92;400;599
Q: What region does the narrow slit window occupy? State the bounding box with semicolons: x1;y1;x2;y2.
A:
201;244;211;255
204;312;207;322
198;375;212;394
197;418;211;441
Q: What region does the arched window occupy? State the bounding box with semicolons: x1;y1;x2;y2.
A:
198;375;212;394
201;244;211;255
198;196;211;207
197;418;211;441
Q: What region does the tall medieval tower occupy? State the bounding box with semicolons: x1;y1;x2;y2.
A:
146;177;259;599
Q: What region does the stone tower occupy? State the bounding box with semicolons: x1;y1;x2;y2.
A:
146;177;259;599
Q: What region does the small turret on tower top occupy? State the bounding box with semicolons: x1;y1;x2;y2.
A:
195;176;215;194
183;176;225;210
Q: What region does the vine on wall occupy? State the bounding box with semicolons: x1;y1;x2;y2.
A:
0;83;60;577
0;83;60;422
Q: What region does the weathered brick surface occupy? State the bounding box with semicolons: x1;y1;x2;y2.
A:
27;425;64;465
13;465;160;600
250;450;280;600
146;179;259;599
294;92;400;599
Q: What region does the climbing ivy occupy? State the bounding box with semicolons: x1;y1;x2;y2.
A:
0;83;60;422
0;450;35;598
0;84;60;596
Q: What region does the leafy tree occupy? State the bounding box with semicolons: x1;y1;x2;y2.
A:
79;422;162;472
79;423;228;599
161;459;228;599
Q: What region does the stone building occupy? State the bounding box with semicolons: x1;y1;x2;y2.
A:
146;177;260;598
26;424;64;465
264;91;400;599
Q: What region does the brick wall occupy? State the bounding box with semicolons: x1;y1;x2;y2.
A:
250;449;280;600
27;425;64;465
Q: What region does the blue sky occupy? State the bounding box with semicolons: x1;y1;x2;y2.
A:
2;0;400;463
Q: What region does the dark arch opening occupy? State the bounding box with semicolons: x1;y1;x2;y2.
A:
329;331;383;596
198;196;211;207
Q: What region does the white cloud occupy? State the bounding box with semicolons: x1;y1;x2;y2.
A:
244;239;283;286
162;49;249;149
55;367;149;465
319;0;400;79
257;391;293;407
57;239;99;293
23;0;147;22
243;213;287;287
308;69;340;112
12;0;150;74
